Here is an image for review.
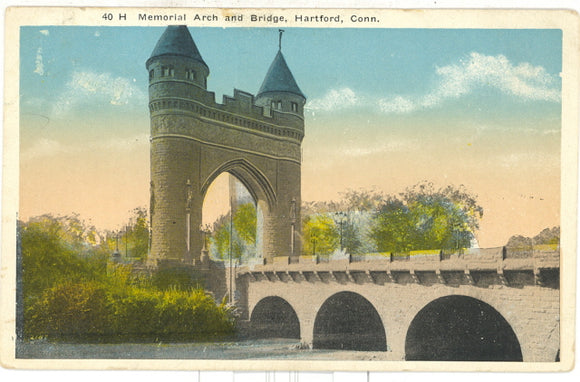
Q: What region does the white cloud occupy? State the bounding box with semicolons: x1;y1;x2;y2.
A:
94;30;101;37
39;30;49;36
306;87;359;112
398;52;561;114
427;52;561;105
53;70;146;116
311;53;560;116
378;96;416;114
33;47;44;76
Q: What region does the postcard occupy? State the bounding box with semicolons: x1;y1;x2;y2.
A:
1;6;577;372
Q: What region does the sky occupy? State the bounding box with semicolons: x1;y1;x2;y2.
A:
19;26;562;247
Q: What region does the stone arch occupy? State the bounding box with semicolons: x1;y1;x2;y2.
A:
313;291;387;351
201;158;276;210
405;295;523;361
249;296;300;339
201;159;276;260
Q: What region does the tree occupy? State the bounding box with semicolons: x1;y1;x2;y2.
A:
370;182;483;252
233;203;257;245
505;226;560;248
210;203;257;262
302;214;339;257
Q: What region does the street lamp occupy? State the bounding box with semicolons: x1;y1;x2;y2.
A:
311;237;317;257
334;211;347;252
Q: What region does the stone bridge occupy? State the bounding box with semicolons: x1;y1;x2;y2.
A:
234;247;560;362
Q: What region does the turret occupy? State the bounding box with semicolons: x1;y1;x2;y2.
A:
146;25;209;92
255;46;306;122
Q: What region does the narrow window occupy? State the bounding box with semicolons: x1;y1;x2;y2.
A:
149;69;154;80
162;66;174;77
277;101;282;109
186;70;196;81
291;102;298;112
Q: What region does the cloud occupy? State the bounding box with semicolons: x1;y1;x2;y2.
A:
33;47;44;76
378;96;416;114
379;52;560;114
39;30;49;36
429;52;560;104
53;70;146;116
306;87;359;112
310;53;560;116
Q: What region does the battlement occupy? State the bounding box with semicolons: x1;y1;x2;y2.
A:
149;85;305;143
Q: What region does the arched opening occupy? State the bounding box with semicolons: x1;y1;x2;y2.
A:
313;292;387;351
405;295;523;361
202;173;261;264
250;296;300;339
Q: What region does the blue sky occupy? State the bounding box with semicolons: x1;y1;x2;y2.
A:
19;26;562;246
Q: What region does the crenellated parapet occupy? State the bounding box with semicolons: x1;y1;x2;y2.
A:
149;88;304;144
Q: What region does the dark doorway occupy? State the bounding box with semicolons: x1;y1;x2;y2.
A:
250;296;300;339
313;292;387;351
405;295;523;361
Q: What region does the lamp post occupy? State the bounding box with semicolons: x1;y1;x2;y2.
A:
334;211;347;252
311;237;317;257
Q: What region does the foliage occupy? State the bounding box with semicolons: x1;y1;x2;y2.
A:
506;226;560;248
104;207;150;262
20;214;109;300
210;203;256;262
233;203;257;244
149;265;204;291
302;214;339;257
370;182;483;252
19;214;235;342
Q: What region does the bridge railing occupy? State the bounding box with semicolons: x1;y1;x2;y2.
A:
342;245;559;264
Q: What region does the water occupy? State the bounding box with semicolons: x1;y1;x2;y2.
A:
16;338;392;361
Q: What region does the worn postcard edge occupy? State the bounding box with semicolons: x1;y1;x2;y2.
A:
1;6;578;372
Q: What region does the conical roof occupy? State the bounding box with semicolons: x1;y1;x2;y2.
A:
257;50;305;99
149;25;207;68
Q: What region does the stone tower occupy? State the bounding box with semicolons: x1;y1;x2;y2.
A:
147;26;305;267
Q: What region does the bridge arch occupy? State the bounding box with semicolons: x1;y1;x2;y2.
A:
249;296;300;339
313;291;387;351
405;295;523;361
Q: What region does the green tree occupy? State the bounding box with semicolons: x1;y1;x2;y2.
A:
370;182;483;252
370;197;415;253
210;203;257;262
302;214;339;257
233;203;257;244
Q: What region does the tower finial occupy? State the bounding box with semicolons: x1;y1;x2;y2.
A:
278;29;285;51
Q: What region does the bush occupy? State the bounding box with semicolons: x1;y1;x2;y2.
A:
25;281;113;341
19;215;236;343
24;277;236;342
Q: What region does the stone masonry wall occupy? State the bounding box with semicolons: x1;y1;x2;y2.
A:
243;277;560;361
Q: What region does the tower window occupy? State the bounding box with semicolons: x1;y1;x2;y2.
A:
186;70;196;81
149;69;154;80
291;102;298;112
161;66;174;77
271;100;283;110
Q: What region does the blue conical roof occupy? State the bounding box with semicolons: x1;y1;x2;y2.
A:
149;26;207;68
257;50;305;99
